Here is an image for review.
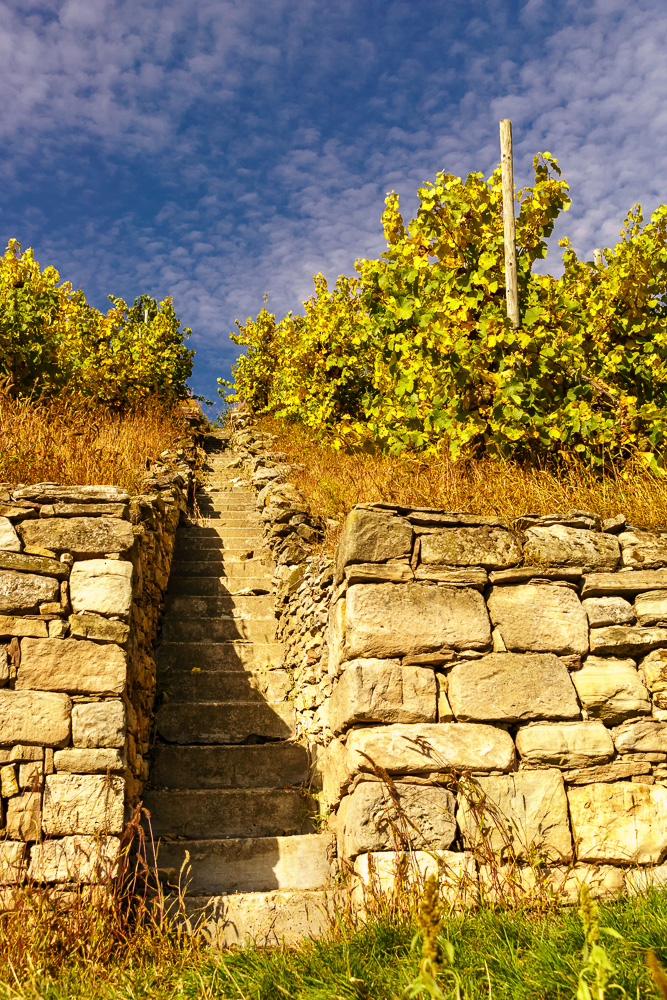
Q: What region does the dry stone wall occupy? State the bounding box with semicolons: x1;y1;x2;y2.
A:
0;443;197;891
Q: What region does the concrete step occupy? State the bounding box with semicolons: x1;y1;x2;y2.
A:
156;700;294;743
144;787;314;838
161;616;277;643
160;668;292;703
166;577;272;596
156;834;333;895
179;889;336;947
168;559;271;578
157;641;283;672
164;595;275;619
150;742;308;789
172;546;267;563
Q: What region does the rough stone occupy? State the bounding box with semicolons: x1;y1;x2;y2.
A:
335;509;413;582
515;721;614;768
72;700;125;748
568;781;667;864
13;485;129;504
328;659;436;734
0;842;26;884
487;585;589;656
42;774;125;835
447;652;580;723
489;566;584;584
634;590;667;627
68;612;130;645
625;864;667;894
639;649;667;707
6;792;41;840
343;563;414;586
583;597;635;628
0;651;8;687
619;530;667;569
612;719;667;753
478;862;625;905
413;567;488;589
338;781;457;859
345;722;516;777
419;527;521;569
582;570;667;598
0;765;18;797
589;625;667;656
319;738;351;806
53;503;128;517
458;770;572;862
343;582;491;660
0;690;71;747
19;516;134;556
0;518;20;552
0;616;48;638
562;761;651;784
29;836;121;883
571;656;651;724
17;638;126;695
0;551;67;577
523;525;620;572
352;850;477;908
70;559;133;618
0;570;59;614
54;748;126;773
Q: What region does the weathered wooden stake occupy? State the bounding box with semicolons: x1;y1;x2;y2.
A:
499;119;520;329
593;248;604;269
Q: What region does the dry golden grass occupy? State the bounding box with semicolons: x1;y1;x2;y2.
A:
258;417;667;545
0;388;188;493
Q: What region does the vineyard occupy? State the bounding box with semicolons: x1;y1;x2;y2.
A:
221;153;667;472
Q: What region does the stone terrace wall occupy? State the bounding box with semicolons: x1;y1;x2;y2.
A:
320;504;667;902
0;444;197;890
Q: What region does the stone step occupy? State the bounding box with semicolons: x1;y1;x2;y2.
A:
172;546;267;563
144;787;314;839
164;594;275;618
168;559;271;578
156;700;294;743
166;577;272;596
155;834;333;895
161;616;277;643
150;742;308;789
157;641;283;672
179;889;336;947
179;520;263;534
194;499;257;510
160;668;292;703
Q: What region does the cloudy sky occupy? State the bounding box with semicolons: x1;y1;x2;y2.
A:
1;0;666;411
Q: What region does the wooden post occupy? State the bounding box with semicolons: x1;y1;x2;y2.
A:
593;248;603;269
499;119;520;329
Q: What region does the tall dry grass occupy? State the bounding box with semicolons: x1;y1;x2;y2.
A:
258;417;667;542
0;388;188;493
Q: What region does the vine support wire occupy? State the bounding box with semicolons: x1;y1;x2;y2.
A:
499;119;520;329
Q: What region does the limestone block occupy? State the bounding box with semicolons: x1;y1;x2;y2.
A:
619;530;667;569
589;625;667;656
639;649;667;707
338;780;456;859
0;842;26;883
568;781;667;863
414;566;488;589
515;721;614;768
328;658;436;734
19;516;134;556
0;690;71;747
344;563;414;586
612;719;667;753
582;570;667;598
68;612;130;644
0;616;48;638
0;650;7;687
6;791;41;840
0;518;20;552
419;527;521;569
17;638;126;695
487;585;589;656
72;700;125;748
352;850;477;909
344;582;491;660
635;590;667;627
571;656;651;724
524;525;620;572
42;774;125;835
335;508;413;582
69;559;133;618
447;652;580;723
625;864;667;894
13;485;129;503
0;745;44;763
562;761;651;784
54;748;126;773
28;835;121;883
0;570;59;614
345;722;516;777
583;597;635;628
0;551;67;577
53;503;128;517
0;765;18;797
458;770;572;862
319;738;351;806
19;761;43;792
478;862;624;905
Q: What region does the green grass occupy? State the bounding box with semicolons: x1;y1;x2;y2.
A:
6;890;667;999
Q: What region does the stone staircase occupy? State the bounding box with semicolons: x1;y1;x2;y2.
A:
144;447;334;940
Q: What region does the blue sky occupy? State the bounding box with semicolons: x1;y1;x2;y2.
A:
2;0;666;413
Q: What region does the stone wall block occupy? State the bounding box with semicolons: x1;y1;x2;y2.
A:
569;782;667;864
335;509;413;583
487;585;589;656
0;570;59;614
619;530;667;569
639;649;667;707
0;690;71;747
42;774;125;835
0;842;27;884
17;638;126;695
70;559;133;618
589;625;667;656
582;570;667;598
634;590;667;627
0;518;21;552
328;658;436;734
612;719;667;753
19;516;134;556
6;792;41;840
72;700;125;748
458;770;572;862
524;524;620;571
28;835;121;883
515;721;614;768
571;656;652;724
344;582;491;660
447;652;580;723
352;850;477;908
419;527;521;569
53;748;126;773
583;597;635;628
